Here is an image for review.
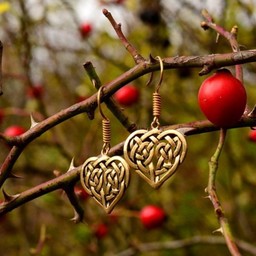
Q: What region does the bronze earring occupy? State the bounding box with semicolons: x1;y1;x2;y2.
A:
80;86;130;213
123;57;187;189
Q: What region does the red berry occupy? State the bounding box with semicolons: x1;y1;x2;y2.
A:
198;69;247;127
27;85;44;99
114;85;140;106
80;23;92;38
248;130;256;142
93;223;108;239
139;205;166;229
4;125;26;137
74;186;89;201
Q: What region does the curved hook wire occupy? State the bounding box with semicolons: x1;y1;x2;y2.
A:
97;85;109;121
96;84;111;154
155;56;164;93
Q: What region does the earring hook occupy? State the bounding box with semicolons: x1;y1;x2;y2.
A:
155;56;164;92
96;84;111;155
97;84;109;121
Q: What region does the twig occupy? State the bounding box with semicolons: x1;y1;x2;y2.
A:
63;184;84;223
1;116;256;216
83;61;137;132
0;146;25;186
0;50;255;188
201;9;242;81
102;9;145;64
30;224;48;255
206;128;241;256
115;235;256;256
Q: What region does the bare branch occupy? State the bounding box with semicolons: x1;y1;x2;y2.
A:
83;61;137;132
115;235;256;256
206;129;241;256
102;9;145;64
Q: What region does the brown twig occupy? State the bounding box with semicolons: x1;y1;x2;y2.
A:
83;61;137;132
102;9;145;64
201;9;243;81
115;235;256;256
1;116;256;216
63;184;84;223
0;50;256;188
206;129;241;256
30;225;48;255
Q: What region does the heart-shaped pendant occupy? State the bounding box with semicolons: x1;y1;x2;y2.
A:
124;128;187;189
80;155;130;213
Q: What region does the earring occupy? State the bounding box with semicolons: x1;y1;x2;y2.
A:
123;57;187;189
80;86;130;214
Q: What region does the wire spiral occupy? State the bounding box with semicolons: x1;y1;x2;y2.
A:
102;118;111;145
152;92;161;118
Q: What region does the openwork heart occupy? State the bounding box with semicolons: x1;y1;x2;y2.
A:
124;128;187;189
80;155;130;213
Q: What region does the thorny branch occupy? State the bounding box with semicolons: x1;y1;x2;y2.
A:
206;129;241;256
0;8;256;255
201;9;243;81
115;235;256;256
102;9;145;64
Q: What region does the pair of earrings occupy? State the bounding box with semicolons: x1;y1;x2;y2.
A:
80;57;188;214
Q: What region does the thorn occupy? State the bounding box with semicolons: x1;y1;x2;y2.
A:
176;127;195;135
30;114;39;128
70;210;83;224
149;54;157;63
212;227;223;234
248;105;256;118
67;158;76;172
2;189;20;202
9;172;23;179
203;195;211;199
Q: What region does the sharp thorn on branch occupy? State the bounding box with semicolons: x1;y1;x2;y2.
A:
67;158;76;172
248;105;256;118
30;114;39;128
70;209;83;224
2;189;20;202
9;172;23;179
213;227;223;234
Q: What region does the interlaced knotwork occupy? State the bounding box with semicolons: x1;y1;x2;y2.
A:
124;128;187;189
80;155;130;213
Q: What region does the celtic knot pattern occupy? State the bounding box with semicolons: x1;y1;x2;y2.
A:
124;128;187;189
80;155;130;213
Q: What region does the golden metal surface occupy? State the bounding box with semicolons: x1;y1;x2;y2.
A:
124;128;187;189
80;154;130;214
80;85;130;213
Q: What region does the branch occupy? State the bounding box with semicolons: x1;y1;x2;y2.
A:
1;49;256;206
83;61;137;132
115;235;256;256
206;129;241;256
201;9;242;81
102;9;145;64
1;116;256;216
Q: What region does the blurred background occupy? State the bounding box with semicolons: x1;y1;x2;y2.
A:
0;0;256;255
